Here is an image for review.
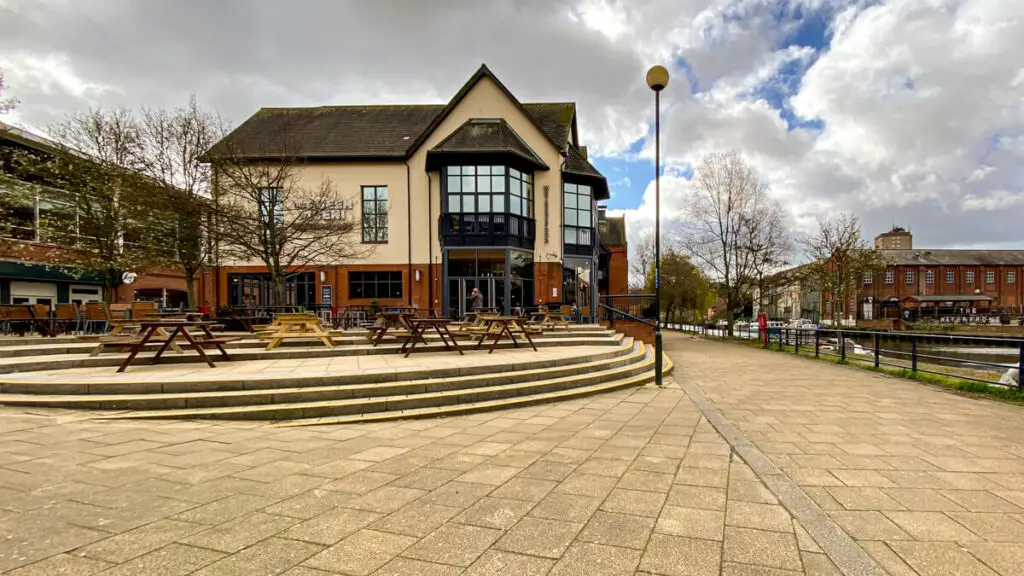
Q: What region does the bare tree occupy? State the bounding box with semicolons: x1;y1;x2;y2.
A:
680;150;788;335
0;69;16;114
744;199;790;312
207;137;371;306
799;213;887;325
137;97;223;308
629;229;655;291
10;108;173;302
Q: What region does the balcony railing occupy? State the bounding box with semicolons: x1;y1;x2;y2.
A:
439;213;535;248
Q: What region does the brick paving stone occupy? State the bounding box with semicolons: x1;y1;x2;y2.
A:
90;543;224;576
303;529;416;575
370;501;462;537
884;510;983;541
403;522;501;566
827;511;912;541
600;488;667;517
578;510;655;549
190;537;323;576
723;527;803;572
456;497;534;530
529;492;602;522
726;501;795;533
464;550;555;575
548;542;642;576
639;533;722;576
656;505;725;540
494;516;582;558
374;557;464;576
667;484;728;510
281;507;382;545
490;477;558;502
888;541;999;576
6;554;112;576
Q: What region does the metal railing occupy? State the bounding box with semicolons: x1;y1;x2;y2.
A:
599;294;656;322
670;323;1023;390
438;213;535;247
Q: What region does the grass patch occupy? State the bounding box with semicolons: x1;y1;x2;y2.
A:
685;330;1024;404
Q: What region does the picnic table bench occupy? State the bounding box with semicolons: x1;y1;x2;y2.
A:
257;313;335;350
398;318;464;358
473;316;539;354
113;320;240;373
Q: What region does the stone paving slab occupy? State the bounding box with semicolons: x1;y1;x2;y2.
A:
0;365;828;574
665;332;1024;575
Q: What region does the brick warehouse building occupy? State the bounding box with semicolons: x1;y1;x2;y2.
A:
832;228;1024;321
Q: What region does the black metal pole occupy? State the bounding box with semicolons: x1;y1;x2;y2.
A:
654;89;663;387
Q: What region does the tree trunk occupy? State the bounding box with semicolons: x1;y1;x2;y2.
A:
184;273;197;310
273;274;286;307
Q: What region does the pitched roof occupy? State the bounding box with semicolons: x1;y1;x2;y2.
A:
883;249;1024;266
428;118;548;170
211;104;445;159
599;216;626;246
211;65;583;162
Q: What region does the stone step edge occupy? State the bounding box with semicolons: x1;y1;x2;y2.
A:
0;342;646;409
94;348;655;421
0;336;632;395
274;360;671;427
0;334;625;376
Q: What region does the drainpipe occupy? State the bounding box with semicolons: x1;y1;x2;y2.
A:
427;172;433;316
405;160;413;308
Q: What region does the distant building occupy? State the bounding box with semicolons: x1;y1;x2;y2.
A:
875;226;912;250
597;208;628;296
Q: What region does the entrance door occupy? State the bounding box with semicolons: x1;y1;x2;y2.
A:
450;278;500;317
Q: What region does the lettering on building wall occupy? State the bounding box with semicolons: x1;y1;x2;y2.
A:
543;185;550;244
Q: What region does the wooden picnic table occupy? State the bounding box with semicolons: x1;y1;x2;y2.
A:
474;316;539;354
368;311;418;346
259;312;335;350
400;318;464;358
114;320;239;373
91;319;184;356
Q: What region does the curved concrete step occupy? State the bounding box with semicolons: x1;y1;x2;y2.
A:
0;337;632;396
85;343;657;421
275;355;675;427
0;340;645;410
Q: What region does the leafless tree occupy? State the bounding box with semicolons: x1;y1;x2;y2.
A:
0;69;16;114
744;199;790;311
679;150;789;335
799;213;887;324
629;229;655;291
137;97;224;308
10;108;173;302
207;136;372;307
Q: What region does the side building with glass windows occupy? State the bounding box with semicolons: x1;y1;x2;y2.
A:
209;64;628;317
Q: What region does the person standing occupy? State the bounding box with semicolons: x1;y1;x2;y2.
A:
469;287;484;312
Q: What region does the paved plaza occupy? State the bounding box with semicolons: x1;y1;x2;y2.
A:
0;332;1021;574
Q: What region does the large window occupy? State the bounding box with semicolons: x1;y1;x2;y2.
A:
1010;270;1017;284
258;187;284;225
986;270;995;284
885;269;894;284
905;270;914;284
946;270;955;284
863;272;872;285
361;186;388;243
349;271;402;299
563;183;593;245
925;270;934;285
228;272;315;308
966;270;975;284
444;165;531;217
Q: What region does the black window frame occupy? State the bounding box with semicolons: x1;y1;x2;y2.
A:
442;165;532;217
563;182;594;246
349;271;403;300
361;186;389;244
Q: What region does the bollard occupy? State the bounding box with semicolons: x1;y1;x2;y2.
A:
1018;343;1023;392
815;331;820;358
840;331;846;361
873;332;880;368
795;329;800;355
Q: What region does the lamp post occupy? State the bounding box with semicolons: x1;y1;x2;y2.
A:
646;65;669;387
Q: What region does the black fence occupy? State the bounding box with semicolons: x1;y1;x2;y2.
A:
599;295;657;321
671;323;1023;390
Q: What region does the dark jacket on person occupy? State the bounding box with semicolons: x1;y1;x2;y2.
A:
469;292;484;311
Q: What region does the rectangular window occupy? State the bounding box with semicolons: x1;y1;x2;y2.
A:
1010;270;1017;284
986;270;995;284
925;270;934;285
361;186;388;243
966;270;975;284
563;182;593;245
258;187;284;224
863;272;872;285
348;271;402;300
905;270;914;284
946;270;954;284
885;269;894;284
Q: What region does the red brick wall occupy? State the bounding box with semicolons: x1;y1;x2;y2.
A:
607;245;628;295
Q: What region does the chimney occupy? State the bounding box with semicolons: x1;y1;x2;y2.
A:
579;146;588;160
598;206;607;221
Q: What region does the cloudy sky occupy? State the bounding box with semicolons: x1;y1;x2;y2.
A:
2;0;1022;258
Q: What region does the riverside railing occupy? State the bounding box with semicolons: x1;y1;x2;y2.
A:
670;323;1023;390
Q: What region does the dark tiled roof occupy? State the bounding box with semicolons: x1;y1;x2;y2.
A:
599;216;626;246
908;294;995;302
521;103;575;147
883;249;1024;266
563;143;601;179
213;105;445;159
429;119;548;169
